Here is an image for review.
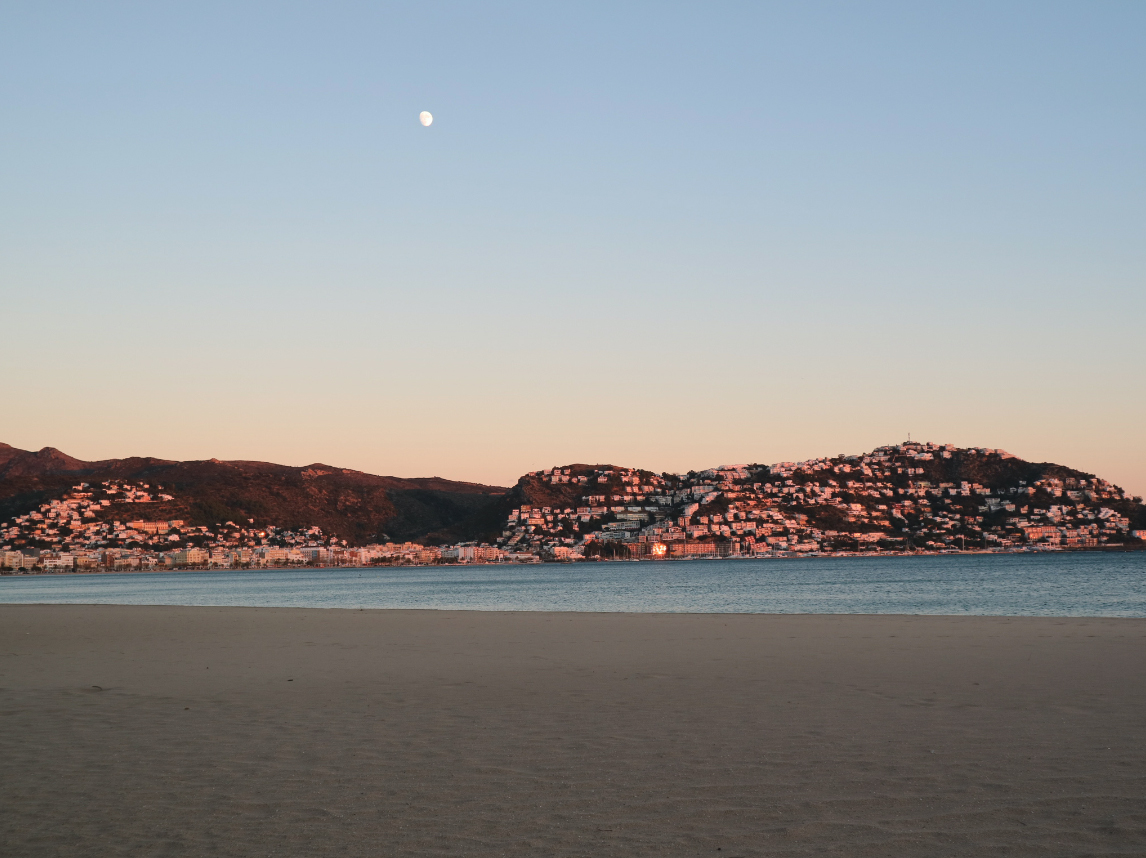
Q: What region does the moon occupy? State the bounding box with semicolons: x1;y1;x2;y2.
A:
419;111;433;127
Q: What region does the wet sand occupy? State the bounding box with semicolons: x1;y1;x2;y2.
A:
1;605;1144;856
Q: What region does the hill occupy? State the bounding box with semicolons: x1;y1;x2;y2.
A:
2;441;1143;564
0;443;507;545
478;444;1146;556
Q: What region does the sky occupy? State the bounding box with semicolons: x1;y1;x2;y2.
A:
1;2;1144;494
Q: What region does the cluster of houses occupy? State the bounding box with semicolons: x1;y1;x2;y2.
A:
0;478;525;571
493;443;1140;559
1;443;1142;572
0;542;528;572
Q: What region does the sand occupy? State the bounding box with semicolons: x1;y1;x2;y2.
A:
1;606;1144;857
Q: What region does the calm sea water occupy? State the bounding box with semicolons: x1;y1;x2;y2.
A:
1;552;1144;616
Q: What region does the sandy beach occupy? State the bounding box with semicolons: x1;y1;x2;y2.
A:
1;606;1144;856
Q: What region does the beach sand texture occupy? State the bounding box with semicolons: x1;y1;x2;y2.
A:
1;605;1144;856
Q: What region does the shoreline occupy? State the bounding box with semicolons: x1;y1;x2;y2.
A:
3;543;1141;577
3;603;1146;621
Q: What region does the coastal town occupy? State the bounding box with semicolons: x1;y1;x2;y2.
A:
1;442;1143;572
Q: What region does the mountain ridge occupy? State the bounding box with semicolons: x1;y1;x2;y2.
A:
0;443;507;545
2;441;1143;556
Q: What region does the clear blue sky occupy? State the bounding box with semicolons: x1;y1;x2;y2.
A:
2;2;1144;494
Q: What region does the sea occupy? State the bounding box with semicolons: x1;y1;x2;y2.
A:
0;552;1144;616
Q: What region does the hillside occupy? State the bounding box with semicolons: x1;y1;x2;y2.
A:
2;441;1143;566
0;443;507;545
480;444;1146;556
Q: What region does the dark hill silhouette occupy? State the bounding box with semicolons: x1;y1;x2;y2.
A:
0;444;507;545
